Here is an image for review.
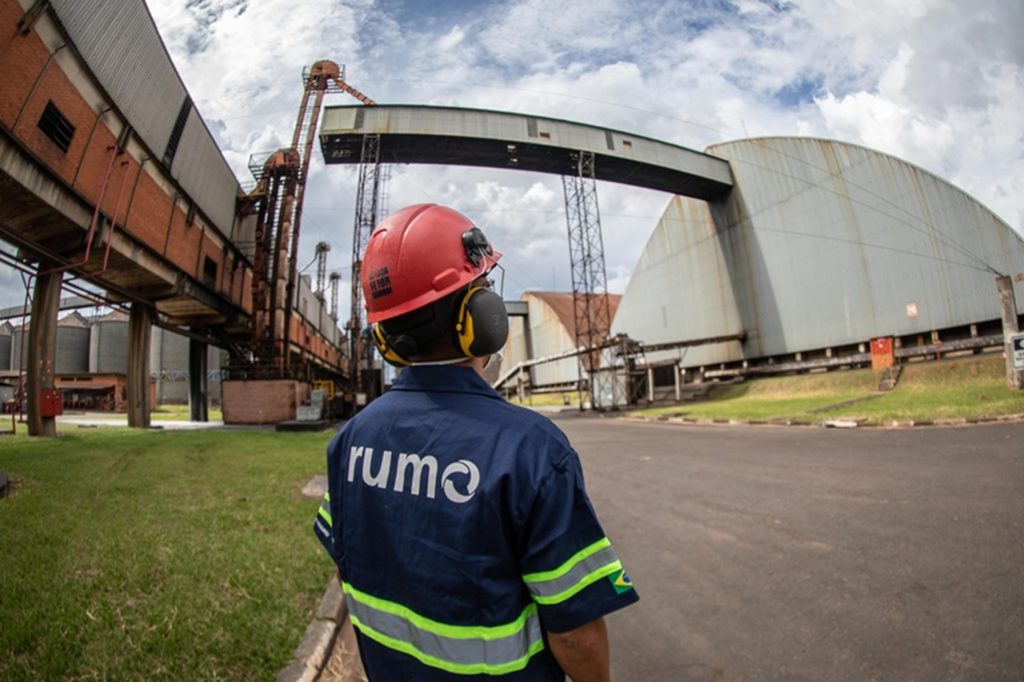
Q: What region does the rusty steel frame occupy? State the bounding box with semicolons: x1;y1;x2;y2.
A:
244;60;375;376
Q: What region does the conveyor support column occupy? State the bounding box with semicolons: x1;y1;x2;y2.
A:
127;303;152;428
189;338;209;422
26;264;62;437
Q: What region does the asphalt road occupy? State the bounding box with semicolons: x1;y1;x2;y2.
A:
554;417;1024;682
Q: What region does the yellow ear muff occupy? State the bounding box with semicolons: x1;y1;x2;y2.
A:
455;286;509;358
372;323;411;366
454;287;484;357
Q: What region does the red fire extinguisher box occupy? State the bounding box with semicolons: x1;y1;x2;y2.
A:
40;389;63;417
870;337;895;372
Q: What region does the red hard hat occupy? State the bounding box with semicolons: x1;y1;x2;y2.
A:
362;203;502;324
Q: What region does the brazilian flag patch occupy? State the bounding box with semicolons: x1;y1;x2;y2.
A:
608;569;634;594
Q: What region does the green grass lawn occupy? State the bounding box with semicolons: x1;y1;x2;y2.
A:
633;353;1024;424
818;354;1024;422
0;428;336;680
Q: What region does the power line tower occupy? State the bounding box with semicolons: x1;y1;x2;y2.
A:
562;150;616;409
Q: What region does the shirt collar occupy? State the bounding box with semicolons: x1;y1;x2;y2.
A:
390;365;501;399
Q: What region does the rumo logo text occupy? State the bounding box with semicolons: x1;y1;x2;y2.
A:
347;446;481;504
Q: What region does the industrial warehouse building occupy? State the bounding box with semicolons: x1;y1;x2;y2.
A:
0;311;223;409
504;137;1024;402
0;268;340;411
504;292;621;390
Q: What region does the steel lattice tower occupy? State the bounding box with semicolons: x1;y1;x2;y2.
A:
562;151;616;409
348;133;385;385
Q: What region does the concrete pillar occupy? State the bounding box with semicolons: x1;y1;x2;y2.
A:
189;338;209;422
26;265;62;436
127;303;152;427
646;366;654;404
674;364;681;402
996;276;1022;390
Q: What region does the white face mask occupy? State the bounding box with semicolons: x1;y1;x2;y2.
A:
482;353;503;385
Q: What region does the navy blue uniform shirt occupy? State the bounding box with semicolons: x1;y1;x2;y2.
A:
313;365;638;680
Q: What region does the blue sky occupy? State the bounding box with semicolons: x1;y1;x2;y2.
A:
2;0;1022;317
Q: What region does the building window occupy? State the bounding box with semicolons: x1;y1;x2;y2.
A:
38;101;75;153
186;201;197;227
203;256;217;286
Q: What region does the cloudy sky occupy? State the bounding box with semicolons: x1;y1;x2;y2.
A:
4;0;1022;319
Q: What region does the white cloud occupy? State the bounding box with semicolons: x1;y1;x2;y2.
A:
3;0;1021;312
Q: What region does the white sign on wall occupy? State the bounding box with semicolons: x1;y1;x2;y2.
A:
1012;334;1024;370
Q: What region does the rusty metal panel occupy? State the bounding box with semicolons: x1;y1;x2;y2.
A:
170;109;238;234
50;0;185;158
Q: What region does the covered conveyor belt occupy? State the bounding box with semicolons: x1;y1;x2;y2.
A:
320;105;734;200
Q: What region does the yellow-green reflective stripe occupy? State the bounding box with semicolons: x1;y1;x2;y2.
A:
531;559;622;605
349;613;545;676
522;537;611;583
342;582;535;640
318;493;332;524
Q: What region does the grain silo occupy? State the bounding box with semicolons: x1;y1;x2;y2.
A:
88;310;129;374
56;312;90;374
611;137;1024;381
0;322;12;371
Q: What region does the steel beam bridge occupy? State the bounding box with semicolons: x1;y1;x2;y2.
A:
320;105;734;409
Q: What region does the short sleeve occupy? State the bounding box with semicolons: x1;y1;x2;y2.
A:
518;451;638;633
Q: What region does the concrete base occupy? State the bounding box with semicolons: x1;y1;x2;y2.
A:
222;379;309;424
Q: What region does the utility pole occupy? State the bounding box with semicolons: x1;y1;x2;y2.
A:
996;275;1023;390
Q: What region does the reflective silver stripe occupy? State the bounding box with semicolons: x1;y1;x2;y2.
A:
318;494;332;524
343;591;544;672
524;545;620;600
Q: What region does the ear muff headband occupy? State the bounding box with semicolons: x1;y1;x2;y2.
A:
455;287;509;358
372;323;411;366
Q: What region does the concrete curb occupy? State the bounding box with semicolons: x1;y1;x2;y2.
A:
620;413;1024;429
276;575;347;682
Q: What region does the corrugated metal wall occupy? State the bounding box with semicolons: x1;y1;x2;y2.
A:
56;326;89;373
0;331;10;371
170;109;239;233
9;324;91;372
90;320;128;373
50;0;240;237
524;294;579;387
610;196;744;367
612;137;1024;366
